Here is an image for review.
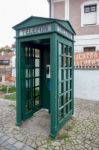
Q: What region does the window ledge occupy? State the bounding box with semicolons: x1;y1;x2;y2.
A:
81;24;99;27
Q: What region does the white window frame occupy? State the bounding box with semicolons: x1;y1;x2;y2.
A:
84;5;97;13
51;0;64;18
81;0;99;27
51;0;70;20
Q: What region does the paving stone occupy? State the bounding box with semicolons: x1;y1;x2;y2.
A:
0;99;99;150
5;143;12;149
0;135;9;144
36;141;42;147
26;138;32;145
7;138;17;144
0;148;7;150
38;147;46;150
1;141;8;147
0;133;4;138
10;146;17;150
93;148;99;150
22;145;33;150
41;144;48;149
14;141;24;149
31;142;37;148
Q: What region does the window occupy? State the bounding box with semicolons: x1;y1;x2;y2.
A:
83;4;97;25
84;47;96;52
84;5;97;13
0;60;9;65
81;1;99;26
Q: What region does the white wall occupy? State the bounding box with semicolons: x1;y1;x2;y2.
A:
12;69;16;77
74;34;99;52
11;55;16;68
11;55;16;77
74;69;99;101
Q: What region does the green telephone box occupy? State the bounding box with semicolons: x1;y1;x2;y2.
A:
13;16;75;138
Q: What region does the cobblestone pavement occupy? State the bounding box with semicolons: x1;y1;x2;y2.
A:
0;98;99;150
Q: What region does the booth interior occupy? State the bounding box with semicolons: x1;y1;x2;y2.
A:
23;39;51;113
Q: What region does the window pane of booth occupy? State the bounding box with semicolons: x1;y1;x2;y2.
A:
35;59;40;67
35;68;40;77
35;49;40;58
59;43;63;55
35;78;40;87
35;96;40;106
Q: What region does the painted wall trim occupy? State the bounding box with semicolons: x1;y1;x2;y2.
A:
51;0;65;18
52;0;64;2
65;0;69;20
75;34;99;40
51;1;54;18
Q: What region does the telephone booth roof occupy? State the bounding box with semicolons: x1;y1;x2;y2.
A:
13;16;75;40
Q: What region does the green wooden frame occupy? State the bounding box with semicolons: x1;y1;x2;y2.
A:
13;16;75;138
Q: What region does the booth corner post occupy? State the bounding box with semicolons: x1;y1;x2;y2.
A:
72;37;74;115
50;33;58;138
16;39;22;126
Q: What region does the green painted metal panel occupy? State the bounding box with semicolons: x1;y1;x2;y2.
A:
71;39;74;115
19;34;51;43
13;16;54;30
50;33;58;138
16;40;22;126
57;20;75;34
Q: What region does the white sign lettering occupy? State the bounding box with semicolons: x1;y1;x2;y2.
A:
57;25;73;40
19;24;51;36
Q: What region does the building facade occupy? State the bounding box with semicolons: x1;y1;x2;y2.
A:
47;0;99;101
0;52;16;85
48;0;99;52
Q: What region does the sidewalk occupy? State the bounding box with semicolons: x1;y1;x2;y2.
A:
0;98;99;150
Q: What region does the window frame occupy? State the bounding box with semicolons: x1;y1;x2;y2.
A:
84;47;96;52
81;0;99;27
0;60;9;65
84;5;97;13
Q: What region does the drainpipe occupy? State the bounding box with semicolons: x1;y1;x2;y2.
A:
47;0;51;18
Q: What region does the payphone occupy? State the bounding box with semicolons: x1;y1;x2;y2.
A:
46;65;51;91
